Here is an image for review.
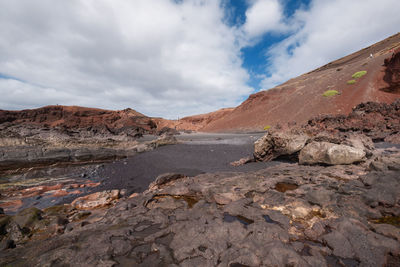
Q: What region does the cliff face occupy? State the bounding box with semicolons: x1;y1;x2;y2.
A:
200;33;400;132
0;105;157;136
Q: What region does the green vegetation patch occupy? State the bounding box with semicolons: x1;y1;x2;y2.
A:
263;125;271;131
370;216;400;227
322;90;340;97
352;70;367;79
347;79;356;85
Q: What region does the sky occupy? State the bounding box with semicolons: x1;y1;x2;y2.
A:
0;0;399;119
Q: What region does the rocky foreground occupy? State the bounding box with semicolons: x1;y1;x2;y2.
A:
0;101;400;266
0;148;399;266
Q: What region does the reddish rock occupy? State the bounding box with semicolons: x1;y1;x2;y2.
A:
303;100;400;142
0;199;23;213
0;106;156;136
71;190;120;210
50;189;81;198
21;184;64;197
85;182;101;188
50;189;69;197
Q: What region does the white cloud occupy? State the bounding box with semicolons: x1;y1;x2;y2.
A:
2;0;398;118
260;0;400;89
0;0;252;118
243;0;285;38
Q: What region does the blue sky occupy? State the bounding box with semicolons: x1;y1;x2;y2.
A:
228;0;312;90
0;0;399;118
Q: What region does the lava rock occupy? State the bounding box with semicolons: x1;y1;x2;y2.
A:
299;141;366;165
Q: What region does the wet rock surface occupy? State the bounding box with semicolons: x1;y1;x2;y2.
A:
0;132;177;174
0;145;399;266
0;133;271;215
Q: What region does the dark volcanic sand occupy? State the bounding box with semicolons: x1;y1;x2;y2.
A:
96;140;279;195
3;133;281;212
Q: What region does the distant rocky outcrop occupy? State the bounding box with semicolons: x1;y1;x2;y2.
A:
0;105;157;138
304;99;400;142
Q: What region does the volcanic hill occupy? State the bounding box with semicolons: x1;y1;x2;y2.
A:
194;33;400;132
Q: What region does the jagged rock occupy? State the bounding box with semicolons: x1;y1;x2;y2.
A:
1;162;400;266
369;152;400;171
304;99;400;143
372;223;400;241
230;156;254;166
71;190;120;210
254;131;308;161
299;141;366;165
148;173;185;190
342;133;375;155
322;218;400;266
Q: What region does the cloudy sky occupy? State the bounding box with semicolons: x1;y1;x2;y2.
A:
0;0;399;118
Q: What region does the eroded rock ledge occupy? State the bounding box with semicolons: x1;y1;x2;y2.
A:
1;147;399;266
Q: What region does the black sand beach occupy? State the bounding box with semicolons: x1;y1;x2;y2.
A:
96;140;279;194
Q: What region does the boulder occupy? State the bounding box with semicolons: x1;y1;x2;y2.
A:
299;141;366;165
254;131;308;161
71;190;120;210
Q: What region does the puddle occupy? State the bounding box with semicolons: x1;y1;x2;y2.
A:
274;182;299;193
223;213;254;227
370;216;400;227
262;215;279;224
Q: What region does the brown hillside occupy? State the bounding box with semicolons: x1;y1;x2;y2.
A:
0;105;157;134
201;33;400;132
154;108;234;132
